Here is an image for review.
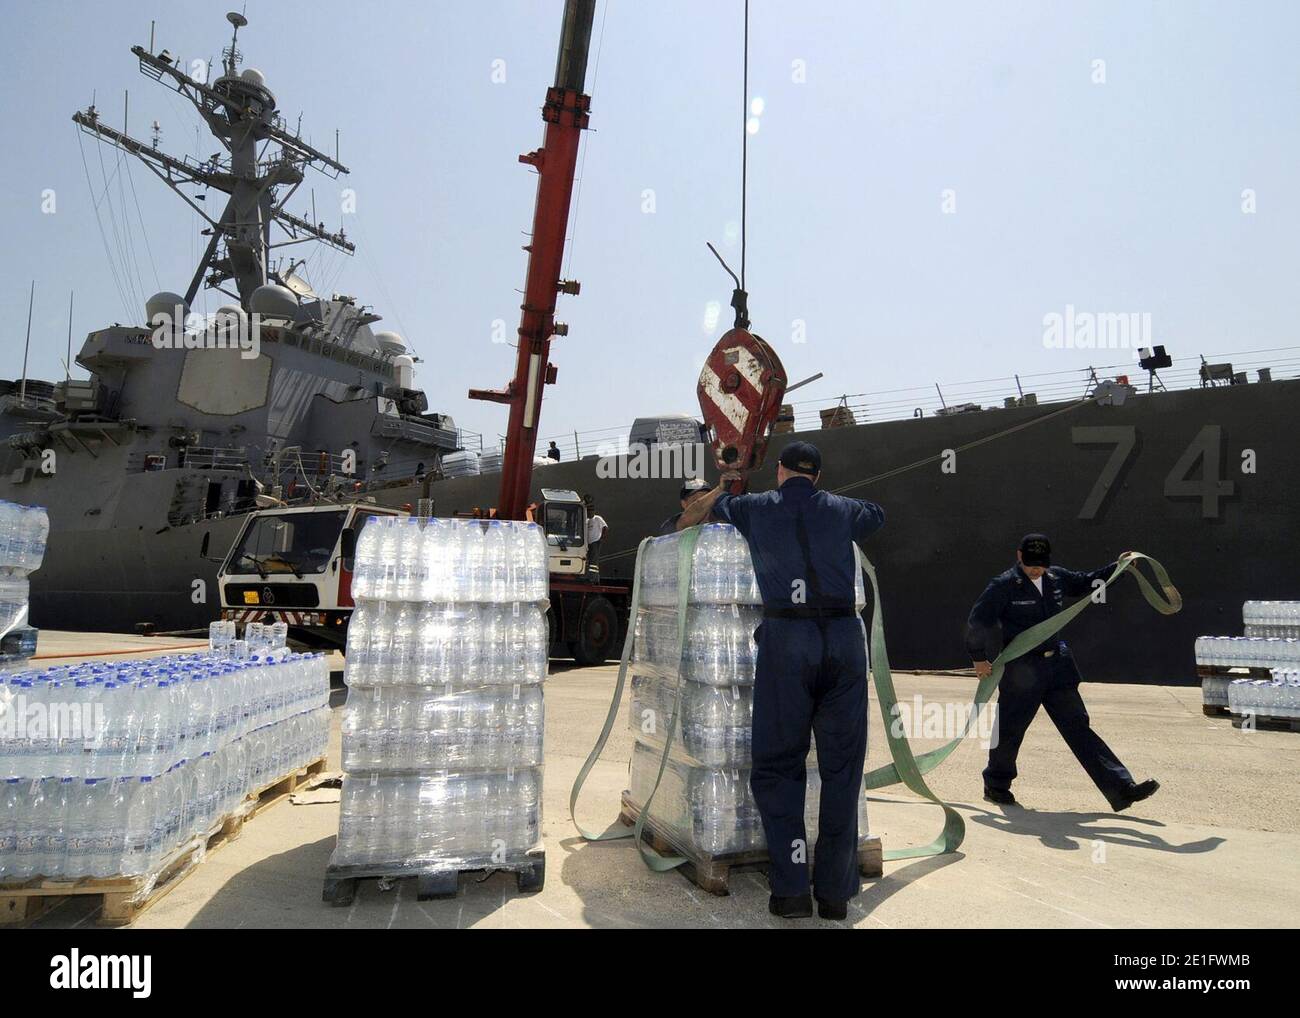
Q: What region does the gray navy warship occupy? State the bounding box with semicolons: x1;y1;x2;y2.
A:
7;12;1297;684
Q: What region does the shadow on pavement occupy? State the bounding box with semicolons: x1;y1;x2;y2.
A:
183;834;524;929
971;804;1225;855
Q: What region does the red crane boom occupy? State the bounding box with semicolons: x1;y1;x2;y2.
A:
468;0;596;520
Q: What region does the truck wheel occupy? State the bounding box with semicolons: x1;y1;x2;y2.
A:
574;596;619;666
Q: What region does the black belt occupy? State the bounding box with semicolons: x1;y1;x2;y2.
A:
763;604;859;620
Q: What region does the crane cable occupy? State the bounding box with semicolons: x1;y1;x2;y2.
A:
740;0;748;292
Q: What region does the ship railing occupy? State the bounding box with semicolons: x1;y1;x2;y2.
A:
374;417;459;449
532;345;1300;462
178;446;250;471
455;428;484;453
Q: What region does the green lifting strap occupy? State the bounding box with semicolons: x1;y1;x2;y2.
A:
860;550;1182;861
568;527;703;871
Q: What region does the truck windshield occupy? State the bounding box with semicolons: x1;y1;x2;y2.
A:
544;504;584;546
226;510;347;576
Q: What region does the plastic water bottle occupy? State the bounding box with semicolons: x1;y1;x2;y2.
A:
0;777;21;879
461;523;486;602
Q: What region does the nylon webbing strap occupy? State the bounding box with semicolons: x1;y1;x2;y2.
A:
568;528;703;871
859;551;1181;860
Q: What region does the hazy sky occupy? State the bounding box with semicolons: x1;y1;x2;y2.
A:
1;0;1296;449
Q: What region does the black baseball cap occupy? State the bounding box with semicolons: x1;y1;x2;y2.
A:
1019;533;1051;567
680;477;709;500
779;441;822;476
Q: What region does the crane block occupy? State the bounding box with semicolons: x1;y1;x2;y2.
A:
696;327;788;492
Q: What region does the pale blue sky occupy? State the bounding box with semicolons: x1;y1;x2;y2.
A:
1;0;1296;446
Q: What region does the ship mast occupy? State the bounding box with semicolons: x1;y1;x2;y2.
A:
72;11;355;308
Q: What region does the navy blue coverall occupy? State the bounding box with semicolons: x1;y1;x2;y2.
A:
966;562;1137;809
712;477;885;902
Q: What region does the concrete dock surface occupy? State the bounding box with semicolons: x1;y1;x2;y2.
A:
13;637;1300;929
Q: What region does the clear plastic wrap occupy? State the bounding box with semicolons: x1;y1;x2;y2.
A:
1228;670;1300;718
342;683;543;772
0;650;330;780
0;705;328;882
1242;601;1300;639
344;601;548;687
633;604;762;686
333;768;541;868
638;523;865;608
1193;635;1300;668
0;647;330;884
333;514;550;874
629;672;752;767
1200;673;1231;708
626;740;870;858
624;522;872;861
351;516;547;604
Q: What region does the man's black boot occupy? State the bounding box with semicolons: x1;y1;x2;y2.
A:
816;898;849;920
769;894;813;919
1113;778;1160;812
983;786;1017;806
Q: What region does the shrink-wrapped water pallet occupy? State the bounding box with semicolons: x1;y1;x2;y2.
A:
623;525;876;871
327;517;549;899
0;624;329;920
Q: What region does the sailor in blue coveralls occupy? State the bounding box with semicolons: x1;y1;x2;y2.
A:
677;441;884;920
967;534;1160;812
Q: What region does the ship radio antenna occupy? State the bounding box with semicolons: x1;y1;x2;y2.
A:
66;289;74;382
20;280;34;404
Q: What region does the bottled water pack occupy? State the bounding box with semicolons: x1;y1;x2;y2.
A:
0;501;49;576
440;450;481;479
627;522;872;859
1193;635;1300;669
630;672;752;768
625;741;870;857
0;500;50;669
342;684;543;772
634;604;762;686
351;516;547;604
638;523;866;608
345;601;547;688
1242;601;1300;639
333;515;550;871
334;768;541;868
0;643;329;882
1227;669;1300;719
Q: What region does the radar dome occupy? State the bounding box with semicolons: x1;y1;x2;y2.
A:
145;291;189;326
250;283;298;320
374;331;407;356
241;68;267;88
213;302;248;335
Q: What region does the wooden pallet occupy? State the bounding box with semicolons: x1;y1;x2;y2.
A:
0;756;327;926
322;849;546;906
619;791;884;896
1230;712;1300;733
1202;703;1232;718
1197;665;1274;679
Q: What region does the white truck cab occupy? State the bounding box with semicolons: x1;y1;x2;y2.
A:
538;488;593;578
216;502;404;647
